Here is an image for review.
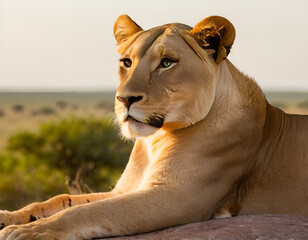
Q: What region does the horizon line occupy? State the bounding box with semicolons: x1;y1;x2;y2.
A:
0;88;307;93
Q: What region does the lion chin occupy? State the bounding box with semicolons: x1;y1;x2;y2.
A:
121;120;159;138
120;114;165;138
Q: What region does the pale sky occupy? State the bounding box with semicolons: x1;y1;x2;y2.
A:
0;0;308;91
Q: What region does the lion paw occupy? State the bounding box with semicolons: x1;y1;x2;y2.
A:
0;210;13;230
0;223;69;240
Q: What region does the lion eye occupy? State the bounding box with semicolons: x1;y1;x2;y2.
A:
120;58;132;68
160;58;177;68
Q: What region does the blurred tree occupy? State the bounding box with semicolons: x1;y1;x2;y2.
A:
31;107;57;116
298;99;308;109
39;107;57;115
11;104;25;113
55;100;68;110
0;109;5;117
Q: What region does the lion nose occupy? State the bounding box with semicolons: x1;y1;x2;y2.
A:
117;95;143;109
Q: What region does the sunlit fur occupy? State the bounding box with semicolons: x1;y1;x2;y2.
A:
0;15;307;240
115;26;218;139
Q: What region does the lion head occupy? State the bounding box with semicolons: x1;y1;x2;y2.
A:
114;15;235;138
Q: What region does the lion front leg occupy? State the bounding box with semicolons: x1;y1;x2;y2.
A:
0;192;116;230
0;187;211;240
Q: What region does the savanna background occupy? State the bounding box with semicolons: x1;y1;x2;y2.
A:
0;0;308;211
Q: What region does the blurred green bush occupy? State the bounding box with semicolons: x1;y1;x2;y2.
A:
0;151;67;210
1;117;133;210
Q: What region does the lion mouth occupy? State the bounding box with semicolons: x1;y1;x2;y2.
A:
126;115;164;128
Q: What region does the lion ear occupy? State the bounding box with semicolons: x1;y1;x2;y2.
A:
190;16;236;63
114;15;143;45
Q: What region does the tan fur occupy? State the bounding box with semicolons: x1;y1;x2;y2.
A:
0;15;307;240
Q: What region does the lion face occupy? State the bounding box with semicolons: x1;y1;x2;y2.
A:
114;15;235;138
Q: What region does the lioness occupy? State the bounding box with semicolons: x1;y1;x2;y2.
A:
0;15;307;240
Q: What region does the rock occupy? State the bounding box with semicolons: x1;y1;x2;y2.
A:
108;214;308;240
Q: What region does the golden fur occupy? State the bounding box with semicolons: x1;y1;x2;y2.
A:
0;15;307;240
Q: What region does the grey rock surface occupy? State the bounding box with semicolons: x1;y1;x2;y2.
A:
107;214;308;240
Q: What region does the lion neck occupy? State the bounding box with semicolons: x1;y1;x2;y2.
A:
141;59;268;163
208;59;267;129
216;60;266;112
